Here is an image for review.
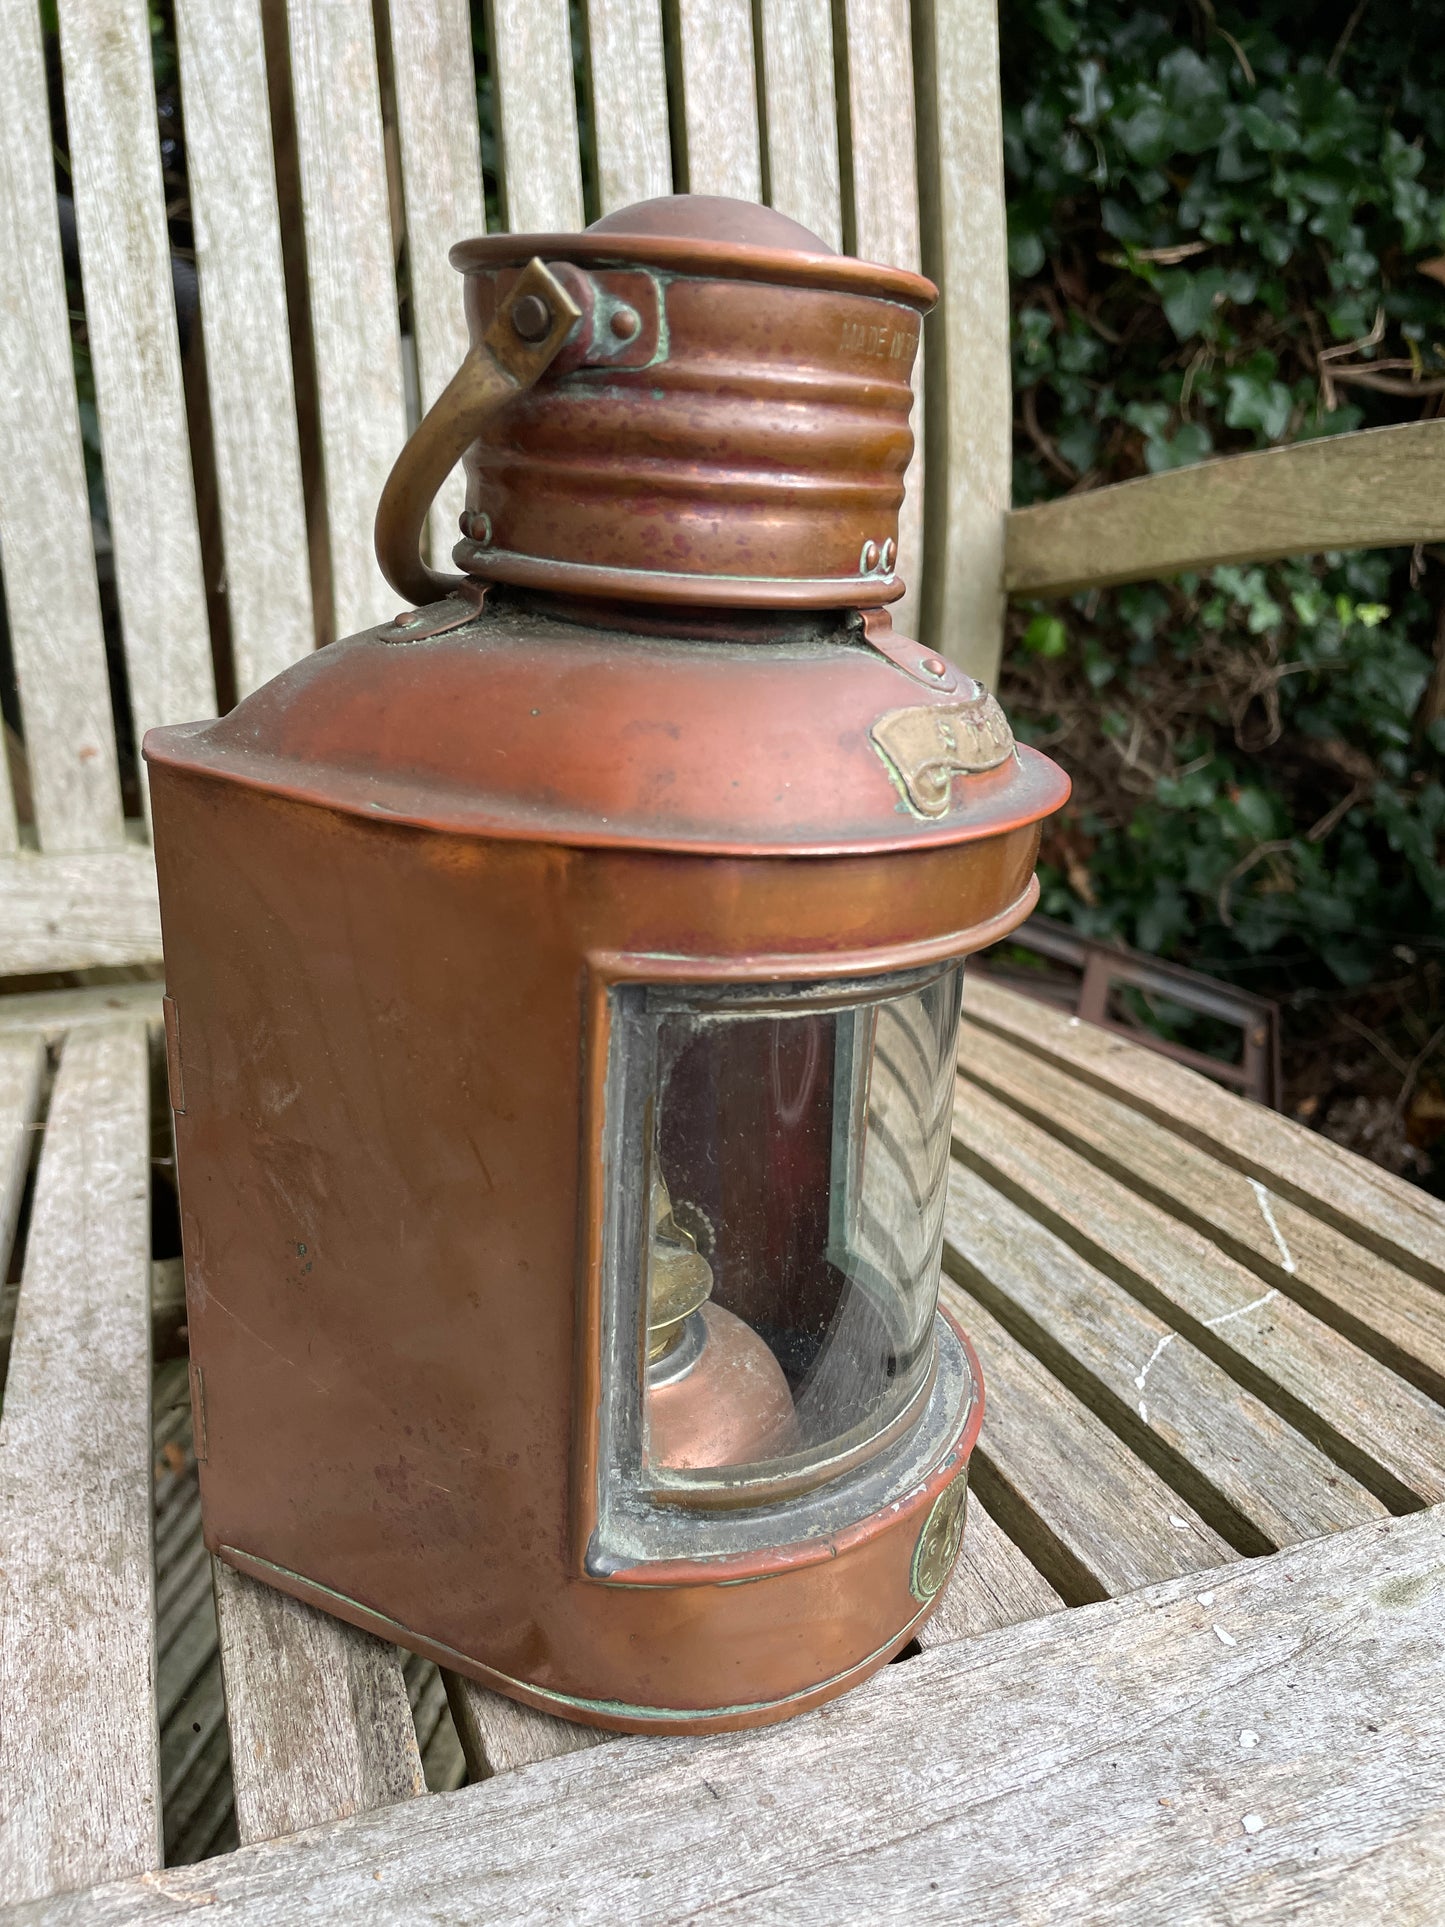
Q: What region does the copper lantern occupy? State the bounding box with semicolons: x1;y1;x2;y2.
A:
146;197;1068;1735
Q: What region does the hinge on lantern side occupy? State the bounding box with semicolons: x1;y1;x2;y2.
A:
378;577;491;644
189;1361;208;1463
162;994;186;1115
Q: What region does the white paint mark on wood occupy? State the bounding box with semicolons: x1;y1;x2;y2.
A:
1196;1592;1215;1607
1240;1729;1260;1748
1242;1812;1265;1834
1205;1287;1281;1331
1134;1332;1176;1392
1169;1515;1192;1531
1213;1625;1238;1648
1248;1179;1299;1274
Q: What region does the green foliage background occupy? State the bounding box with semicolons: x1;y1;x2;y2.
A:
996;0;1445;1172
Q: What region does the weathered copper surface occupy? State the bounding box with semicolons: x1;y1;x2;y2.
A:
148;195;1069;1736
375;195;934;610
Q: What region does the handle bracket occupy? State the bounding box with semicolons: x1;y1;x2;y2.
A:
374;258;582;607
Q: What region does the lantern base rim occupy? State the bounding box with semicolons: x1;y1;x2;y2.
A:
210;1539;947;1737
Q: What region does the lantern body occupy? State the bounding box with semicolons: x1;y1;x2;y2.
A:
147;199;1068;1734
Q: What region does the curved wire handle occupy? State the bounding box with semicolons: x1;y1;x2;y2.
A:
374;258;582;606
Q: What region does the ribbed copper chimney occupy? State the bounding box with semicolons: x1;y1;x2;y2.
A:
445;195;935;607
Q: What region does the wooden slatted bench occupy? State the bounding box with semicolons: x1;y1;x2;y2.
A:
2;0;1444;1917
3;980;1444;1917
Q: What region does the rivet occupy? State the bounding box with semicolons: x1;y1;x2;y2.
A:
880;538;896;572
861;540;881;572
463;510;493;546
511;292;552;342
609;305;641;340
922;656;948;678
392;611;423;629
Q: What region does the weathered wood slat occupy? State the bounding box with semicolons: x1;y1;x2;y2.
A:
489;0;585;232
585;0;672;212
25;1508;1445;1925
173;0;315;697
0;0;124;853
0;1024;157;1904
213;1561;426;1845
838;0;925;636
0;982;163;1042
1005;418;1445;598
286;0;409;638
387;0;487;557
0;849;162;976
919;1486;1065;1645
947;1286;1235;1600
912;0;1010;685
673;0;762;200
946;1162;1384;1550
962;1018;1445;1402
965;975;1445;1292
55;0;216;760
755;0;841;249
953;1075;1445;1508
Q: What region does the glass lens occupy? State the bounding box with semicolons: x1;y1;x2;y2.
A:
636;964;963;1498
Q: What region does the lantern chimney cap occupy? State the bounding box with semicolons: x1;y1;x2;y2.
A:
585;193;835;256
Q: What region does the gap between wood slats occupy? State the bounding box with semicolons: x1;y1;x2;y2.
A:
952;1073;1445;1514
384;0;486;565
960;1020;1445;1410
911;0;1010;685
837;0;926;638
0;0;124;855
755;0;842;248
0;1035;50;1410
284;0;410;639
55;0;217;781
965;976;1445;1296
584;0;673;213
943;1163;1385;1556
488;0;585;231
172;0;315;699
668;0;762;199
945;1283;1235;1605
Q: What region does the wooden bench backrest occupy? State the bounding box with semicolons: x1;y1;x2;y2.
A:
0;0;1010;982
5;0;1444;986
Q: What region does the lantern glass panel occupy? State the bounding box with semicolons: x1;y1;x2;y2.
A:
604;961;963;1517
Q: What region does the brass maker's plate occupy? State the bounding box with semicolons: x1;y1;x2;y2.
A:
910;1472;969;1602
871;688;1015;819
